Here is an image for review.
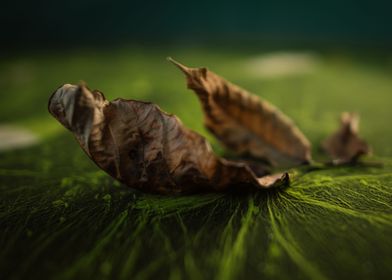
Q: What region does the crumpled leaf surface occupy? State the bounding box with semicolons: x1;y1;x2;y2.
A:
48;83;289;194
168;58;311;167
322;112;371;165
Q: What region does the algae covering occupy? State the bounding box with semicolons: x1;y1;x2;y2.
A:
0;48;392;279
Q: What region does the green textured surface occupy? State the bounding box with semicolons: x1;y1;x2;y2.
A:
0;47;392;279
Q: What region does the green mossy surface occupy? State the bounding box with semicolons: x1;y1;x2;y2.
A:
0;47;391;279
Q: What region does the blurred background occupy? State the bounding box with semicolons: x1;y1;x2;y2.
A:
1;0;392;153
1;0;392;154
2;0;392;48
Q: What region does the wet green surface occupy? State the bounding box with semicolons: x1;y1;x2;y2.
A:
0;47;391;279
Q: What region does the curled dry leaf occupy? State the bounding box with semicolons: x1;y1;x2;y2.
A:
48;83;289;194
322;112;371;165
168;58;311;167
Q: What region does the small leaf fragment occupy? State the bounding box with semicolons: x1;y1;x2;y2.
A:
168;57;311;167
322;112;371;165
49;83;289;194
257;172;290;189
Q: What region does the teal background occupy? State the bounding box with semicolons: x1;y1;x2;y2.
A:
2;0;392;48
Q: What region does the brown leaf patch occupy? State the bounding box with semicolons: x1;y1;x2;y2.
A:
168;57;311;167
322;112;371;165
48;83;289;194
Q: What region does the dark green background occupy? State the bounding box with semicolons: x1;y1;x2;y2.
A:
2;0;392;48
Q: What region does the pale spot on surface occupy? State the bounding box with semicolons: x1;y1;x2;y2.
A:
244;52;321;79
0;125;39;151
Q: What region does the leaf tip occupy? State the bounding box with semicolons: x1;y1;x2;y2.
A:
257;172;290;189
341;112;359;133
167;57;191;76
278;172;290;188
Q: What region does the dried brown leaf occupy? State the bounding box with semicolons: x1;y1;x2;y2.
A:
322;112;371;165
168;58;311;167
48;83;289;194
